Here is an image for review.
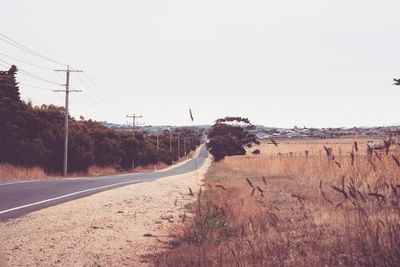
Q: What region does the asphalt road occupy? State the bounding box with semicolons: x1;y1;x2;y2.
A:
0;145;208;221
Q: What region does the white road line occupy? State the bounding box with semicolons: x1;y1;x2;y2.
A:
0;180;143;215
0;180;39;186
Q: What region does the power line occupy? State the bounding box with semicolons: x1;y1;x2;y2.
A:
0;32;67;67
54;71;66;81
0;33;125;123
79;72;130;115
19;82;54;91
0;58;62;86
75;74;127;120
80;72;121;108
73;93;102;114
81;72;113;104
0;57;119;123
75;73;111;106
80;91;107;111
18;69;62;86
71;92;122;125
82;72;97;88
0;52;54;70
0;51;65;84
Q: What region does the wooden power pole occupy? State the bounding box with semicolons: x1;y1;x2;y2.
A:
126;114;142;140
54;66;82;176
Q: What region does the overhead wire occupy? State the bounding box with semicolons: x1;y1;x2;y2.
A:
71;90;118;121
0;52;64;83
75;73;111;106
80;90;123;119
75;73;128;120
0;32;67;67
0;53;63;85
0;32;124;123
0;59;66;113
72;93;100;114
54;71;66;82
18;69;62;86
0;52;54;70
0;57;62;86
18;82;55;91
81;72;116;106
79;71;131;116
79;91;104;111
0;34;82;118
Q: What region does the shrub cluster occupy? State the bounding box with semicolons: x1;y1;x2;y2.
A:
206;116;259;161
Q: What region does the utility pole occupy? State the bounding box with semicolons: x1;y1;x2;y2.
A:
126;114;142;172
170;133;172;153
167;128;172;153
155;128;160;171
183;137;187;156
177;132;180;158
54;66;82;176
156;128;160;152
126;114;142;140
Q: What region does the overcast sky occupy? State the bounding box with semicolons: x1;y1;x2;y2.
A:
1;1;400;128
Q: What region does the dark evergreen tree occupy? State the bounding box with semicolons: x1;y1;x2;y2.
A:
0;65;20;100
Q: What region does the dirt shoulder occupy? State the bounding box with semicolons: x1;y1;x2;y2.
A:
0;156;211;267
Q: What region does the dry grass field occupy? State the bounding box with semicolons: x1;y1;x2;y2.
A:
0;164;48;181
0;151;197;182
156;137;400;266
248;137;379;157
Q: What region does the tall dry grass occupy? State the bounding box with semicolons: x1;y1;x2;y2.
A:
0;163;47;181
155;139;400;266
87;165;120;176
1;164;121;181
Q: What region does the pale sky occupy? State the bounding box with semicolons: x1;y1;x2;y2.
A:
1;1;400;128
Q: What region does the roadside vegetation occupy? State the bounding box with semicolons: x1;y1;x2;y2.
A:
0;65;201;179
206;116;259;161
156;138;400;266
0;164;47;180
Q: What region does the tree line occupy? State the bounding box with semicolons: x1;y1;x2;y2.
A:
0;66;202;174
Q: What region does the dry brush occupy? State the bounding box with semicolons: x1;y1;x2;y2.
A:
155;138;400;266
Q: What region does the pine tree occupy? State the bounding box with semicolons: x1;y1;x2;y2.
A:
0;65;20;100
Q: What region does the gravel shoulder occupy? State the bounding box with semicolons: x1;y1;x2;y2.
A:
0;155;211;267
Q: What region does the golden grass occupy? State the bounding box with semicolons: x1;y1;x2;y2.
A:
0;163;47;181
247;137;379;156
156;138;400;266
87;165;120;176
0;151;197;181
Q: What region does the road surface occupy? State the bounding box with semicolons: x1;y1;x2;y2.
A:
0;145;208;221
